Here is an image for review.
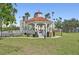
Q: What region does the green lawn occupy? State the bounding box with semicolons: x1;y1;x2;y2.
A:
0;33;79;55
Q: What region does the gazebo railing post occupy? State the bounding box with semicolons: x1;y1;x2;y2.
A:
44;23;47;38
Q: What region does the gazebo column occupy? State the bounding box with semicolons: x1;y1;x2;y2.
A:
52;22;55;37
45;23;47;37
50;23;53;37
42;25;44;30
34;23;37;32
52;22;55;30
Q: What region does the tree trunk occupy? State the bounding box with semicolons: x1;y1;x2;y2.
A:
0;18;2;39
53;30;55;37
60;29;62;36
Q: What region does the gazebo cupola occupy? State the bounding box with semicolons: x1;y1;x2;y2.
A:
34;11;42;18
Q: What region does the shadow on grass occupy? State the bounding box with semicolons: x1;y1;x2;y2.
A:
0;37;2;40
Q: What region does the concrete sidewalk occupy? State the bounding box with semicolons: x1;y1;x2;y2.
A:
0;36;61;39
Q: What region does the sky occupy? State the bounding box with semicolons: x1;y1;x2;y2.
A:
15;3;79;26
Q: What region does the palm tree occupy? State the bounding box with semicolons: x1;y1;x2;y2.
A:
56;17;63;36
45;13;51;19
22;16;26;33
44;13;51;37
25;12;30;20
24;12;30;36
22;16;25;21
52;11;55;37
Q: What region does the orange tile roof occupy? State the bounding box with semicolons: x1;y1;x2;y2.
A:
25;17;49;23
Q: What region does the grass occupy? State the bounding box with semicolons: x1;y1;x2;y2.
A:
0;33;79;55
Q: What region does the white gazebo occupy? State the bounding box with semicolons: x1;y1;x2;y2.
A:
20;11;55;37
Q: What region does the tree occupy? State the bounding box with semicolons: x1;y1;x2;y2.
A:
23;12;30;36
63;18;79;32
51;11;55;37
55;17;63;36
55;17;62;29
25;12;30;20
0;3;17;37
44;13;51;37
45;13;51;19
22;16;26;31
22;16;25;21
0;3;17;26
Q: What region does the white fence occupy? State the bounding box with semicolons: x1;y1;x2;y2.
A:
0;30;35;37
22;30;35;34
0;30;23;37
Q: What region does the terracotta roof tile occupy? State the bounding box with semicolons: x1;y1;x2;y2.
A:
25;17;49;23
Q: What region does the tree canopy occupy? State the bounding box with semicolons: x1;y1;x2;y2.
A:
55;17;62;29
63;18;79;32
0;3;17;26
